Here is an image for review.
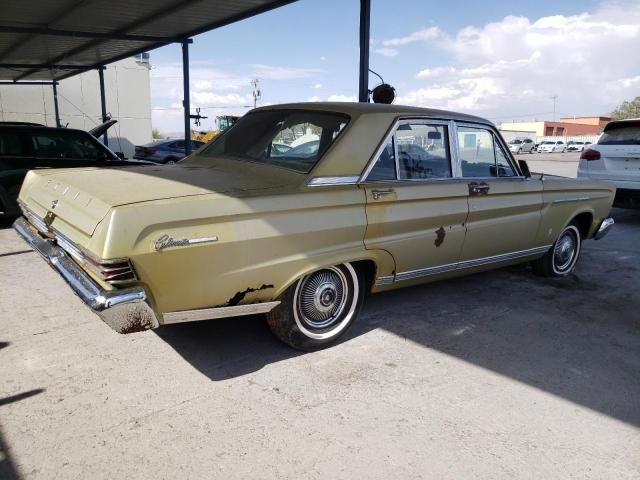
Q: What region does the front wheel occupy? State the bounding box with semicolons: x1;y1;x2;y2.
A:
533;223;582;277
267;263;364;351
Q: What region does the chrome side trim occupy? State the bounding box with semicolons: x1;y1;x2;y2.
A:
307;176;360;186
163;301;282;324
392;245;552;283
552;196;591;204
594;217;614;240
374;275;394;286
13;217;159;333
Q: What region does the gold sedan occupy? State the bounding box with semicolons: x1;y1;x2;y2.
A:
14;103;615;350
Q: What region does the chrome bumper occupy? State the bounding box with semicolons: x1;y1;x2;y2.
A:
594;217;614;240
13;217;160;333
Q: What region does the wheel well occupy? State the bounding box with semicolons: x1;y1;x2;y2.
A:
352;260;377;293
571;212;593;239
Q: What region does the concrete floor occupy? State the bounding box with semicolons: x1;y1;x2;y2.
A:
1;196;639;477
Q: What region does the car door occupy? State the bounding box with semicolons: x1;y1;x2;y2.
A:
362;120;469;281
456;124;544;262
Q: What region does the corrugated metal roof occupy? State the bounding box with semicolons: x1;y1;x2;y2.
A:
0;0;297;81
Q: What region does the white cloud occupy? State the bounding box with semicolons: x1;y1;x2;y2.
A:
314;83;323;89
374;48;399;57
307;95;321;102
383;26;442;46
396;3;640;120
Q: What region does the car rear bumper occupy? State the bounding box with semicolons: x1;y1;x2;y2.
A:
594;217;615;240
13;217;160;333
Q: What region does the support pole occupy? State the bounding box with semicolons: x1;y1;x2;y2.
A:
52;82;61;128
358;0;371;103
182;39;192;156
98;66;108;146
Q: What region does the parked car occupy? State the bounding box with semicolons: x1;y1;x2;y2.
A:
134;139;205;164
14;103;615;351
507;138;536;154
0;124;149;217
566;141;591;152
578;118;640;208
537;140;566;153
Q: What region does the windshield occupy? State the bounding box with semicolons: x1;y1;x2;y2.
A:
541;141;555;145
508;140;522;144
599;125;640;145
195;109;350;173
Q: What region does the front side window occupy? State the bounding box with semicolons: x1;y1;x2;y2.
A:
0;132;26;157
397;124;451;180
195;110;349;173
458;126;516;177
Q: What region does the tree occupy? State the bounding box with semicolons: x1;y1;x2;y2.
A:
611;96;640;121
151;128;164;139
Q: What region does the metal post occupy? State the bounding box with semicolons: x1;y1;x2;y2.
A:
358;0;371;103
182;39;192;156
52;81;61;128
98;66;108;146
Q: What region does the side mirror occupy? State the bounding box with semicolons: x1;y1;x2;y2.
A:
115;152;126;159
518;159;531;178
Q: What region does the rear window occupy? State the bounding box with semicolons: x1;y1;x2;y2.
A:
599;125;640;145
195;109;349;173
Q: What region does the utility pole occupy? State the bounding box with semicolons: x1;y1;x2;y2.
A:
251;78;261;109
551;95;558;121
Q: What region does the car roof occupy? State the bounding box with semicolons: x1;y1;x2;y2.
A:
604;118;640;131
0;124;90;135
252;102;495;127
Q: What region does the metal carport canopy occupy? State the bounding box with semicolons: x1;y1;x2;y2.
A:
0;0;373;154
0;0;301;82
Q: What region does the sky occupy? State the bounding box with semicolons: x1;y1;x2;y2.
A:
149;0;640;133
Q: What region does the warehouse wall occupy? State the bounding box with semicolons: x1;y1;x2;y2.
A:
0;57;152;158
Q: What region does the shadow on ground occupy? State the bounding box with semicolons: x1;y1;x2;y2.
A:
157;208;640;427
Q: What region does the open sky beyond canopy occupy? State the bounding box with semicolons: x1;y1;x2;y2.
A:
149;0;640;133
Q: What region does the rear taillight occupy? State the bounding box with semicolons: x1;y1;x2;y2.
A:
84;257;138;284
580;149;601;161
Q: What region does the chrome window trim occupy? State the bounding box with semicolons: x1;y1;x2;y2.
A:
307;175;360;186
376;245;551;284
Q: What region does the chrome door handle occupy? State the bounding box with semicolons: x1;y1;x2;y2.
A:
468;182;490;195
372;189;395;200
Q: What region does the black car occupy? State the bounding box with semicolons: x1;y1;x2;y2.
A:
0;124;149;217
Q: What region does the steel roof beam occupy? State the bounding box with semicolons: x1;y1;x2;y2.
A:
0;26;171;43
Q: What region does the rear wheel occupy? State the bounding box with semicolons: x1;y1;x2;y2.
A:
533;223;582;277
266;263;364;351
165;157;177;164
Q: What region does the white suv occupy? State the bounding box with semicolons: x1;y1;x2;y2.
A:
578;119;640;208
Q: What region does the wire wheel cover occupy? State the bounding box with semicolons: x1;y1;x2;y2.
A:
297;267;349;330
554;230;577;272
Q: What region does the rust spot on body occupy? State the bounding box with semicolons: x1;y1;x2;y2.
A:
227;284;274;306
435;226;446;247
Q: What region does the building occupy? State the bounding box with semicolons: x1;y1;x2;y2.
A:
500;115;611;137
0;56;152;158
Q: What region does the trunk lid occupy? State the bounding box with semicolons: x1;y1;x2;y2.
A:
20;160;301;237
595;121;640;181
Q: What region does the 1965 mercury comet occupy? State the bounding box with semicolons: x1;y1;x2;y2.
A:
14;103;615;350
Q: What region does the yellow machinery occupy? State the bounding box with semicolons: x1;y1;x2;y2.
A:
191;115;240;143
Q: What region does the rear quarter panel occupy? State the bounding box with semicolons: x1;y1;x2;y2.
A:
537;177;615;244
95;186;393;316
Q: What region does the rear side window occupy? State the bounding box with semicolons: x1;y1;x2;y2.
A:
0;132;26;156
31;131;107;159
599;125;640;145
397;124;451;180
